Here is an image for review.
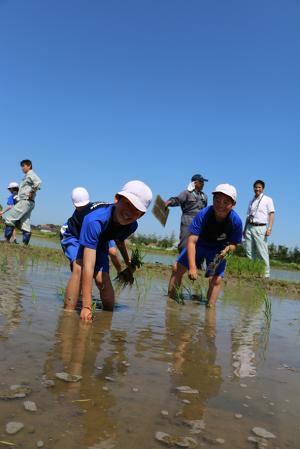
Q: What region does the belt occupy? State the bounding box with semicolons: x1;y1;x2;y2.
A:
249;223;266;226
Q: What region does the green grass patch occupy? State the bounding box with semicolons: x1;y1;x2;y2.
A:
226;256;265;277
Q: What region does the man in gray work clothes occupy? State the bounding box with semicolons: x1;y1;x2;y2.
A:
4;159;42;245
165;174;208;252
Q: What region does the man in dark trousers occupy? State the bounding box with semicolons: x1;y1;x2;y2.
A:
165;174;208;252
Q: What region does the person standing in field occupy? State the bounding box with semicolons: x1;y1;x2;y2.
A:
165;174;208;252
168;184;243;307
4;159;42;245
243;180;275;278
0;182;19;243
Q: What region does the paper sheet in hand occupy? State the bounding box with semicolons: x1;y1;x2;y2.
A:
152;195;169;227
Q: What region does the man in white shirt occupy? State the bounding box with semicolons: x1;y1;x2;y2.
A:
243;180;275;278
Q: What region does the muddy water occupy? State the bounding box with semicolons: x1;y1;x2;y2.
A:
1;256;300;449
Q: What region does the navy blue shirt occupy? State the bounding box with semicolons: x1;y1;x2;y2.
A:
189;206;243;249
67;202;109;239
79;204;138;251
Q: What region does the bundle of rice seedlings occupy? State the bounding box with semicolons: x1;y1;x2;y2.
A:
116;267;135;287
115;246;144;288
174;285;185;305
130;246;145;269
208;252;232;275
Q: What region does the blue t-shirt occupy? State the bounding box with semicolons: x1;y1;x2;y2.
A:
189;206;243;249
7;194;15;206
79;204;138;251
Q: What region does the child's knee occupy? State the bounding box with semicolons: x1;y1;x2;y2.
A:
108;247;117;257
211;275;222;287
171;263;176;275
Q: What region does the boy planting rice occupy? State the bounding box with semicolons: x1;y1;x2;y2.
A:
168;184;243;307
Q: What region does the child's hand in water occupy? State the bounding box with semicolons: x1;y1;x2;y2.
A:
188;267;198;281
80;306;93;322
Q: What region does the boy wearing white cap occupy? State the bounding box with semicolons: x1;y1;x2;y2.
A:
67;180;152;322
61;187;125;309
0;182;19;243
168;184;243;307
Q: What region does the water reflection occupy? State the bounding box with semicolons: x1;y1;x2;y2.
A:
43;311;129;448
229;289;275;380
0;253;24;337
165;303;222;421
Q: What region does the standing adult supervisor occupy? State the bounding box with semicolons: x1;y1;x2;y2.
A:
165;174;208;252
243;180;275;278
4;159;42;245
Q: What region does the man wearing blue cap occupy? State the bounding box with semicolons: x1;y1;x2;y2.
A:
165;174;208;252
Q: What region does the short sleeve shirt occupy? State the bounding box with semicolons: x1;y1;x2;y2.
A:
7;194;14;206
247;194;275;224
79;204;138;251
189;206;243;249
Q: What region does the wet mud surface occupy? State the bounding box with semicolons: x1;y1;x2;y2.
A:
1;255;300;448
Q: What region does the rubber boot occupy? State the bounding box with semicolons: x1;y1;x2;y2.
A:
4;225;14;242
22;231;32;245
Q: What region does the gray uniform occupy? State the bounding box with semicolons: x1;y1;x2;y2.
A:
168;189;207;252
5;169;42;232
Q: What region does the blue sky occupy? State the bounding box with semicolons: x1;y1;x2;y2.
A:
0;0;299;247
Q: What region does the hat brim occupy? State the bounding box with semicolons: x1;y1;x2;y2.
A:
193;178;208;182
117;192;146;212
73;200;90;207
212;189;236;202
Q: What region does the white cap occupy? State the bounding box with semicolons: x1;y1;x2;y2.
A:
71;187;90;207
8;182;19;189
212;183;237;202
117;180;152;212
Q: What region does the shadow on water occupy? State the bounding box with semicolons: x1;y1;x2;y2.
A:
0;256;300;448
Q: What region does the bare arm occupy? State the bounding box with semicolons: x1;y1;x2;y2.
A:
187;234;199;280
81;247;96;322
219;243;237;258
266;212;274;237
115;240;131;267
0;205;13;215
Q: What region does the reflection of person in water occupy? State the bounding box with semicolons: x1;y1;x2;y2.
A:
43;310;129;448
231;307;262;379
0;254;24;337
165;305;222;419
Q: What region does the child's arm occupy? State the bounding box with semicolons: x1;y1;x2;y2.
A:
219;243;237;258
81;247;96;322
115;240;132;269
187;234;199;280
0;205;13;215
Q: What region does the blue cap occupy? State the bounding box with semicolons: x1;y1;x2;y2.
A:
191;174;208;182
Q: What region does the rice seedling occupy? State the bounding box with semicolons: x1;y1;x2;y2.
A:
173;285;185;305
57;285;66;299
263;293;272;323
130;246;145;269
115;246;145;288
134;268;154;303
91;301;97;319
208;252;229;274
115;267;135;287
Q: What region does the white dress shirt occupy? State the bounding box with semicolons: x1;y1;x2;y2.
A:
247;194;275;224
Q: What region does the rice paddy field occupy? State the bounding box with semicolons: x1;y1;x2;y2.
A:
1;244;300;449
